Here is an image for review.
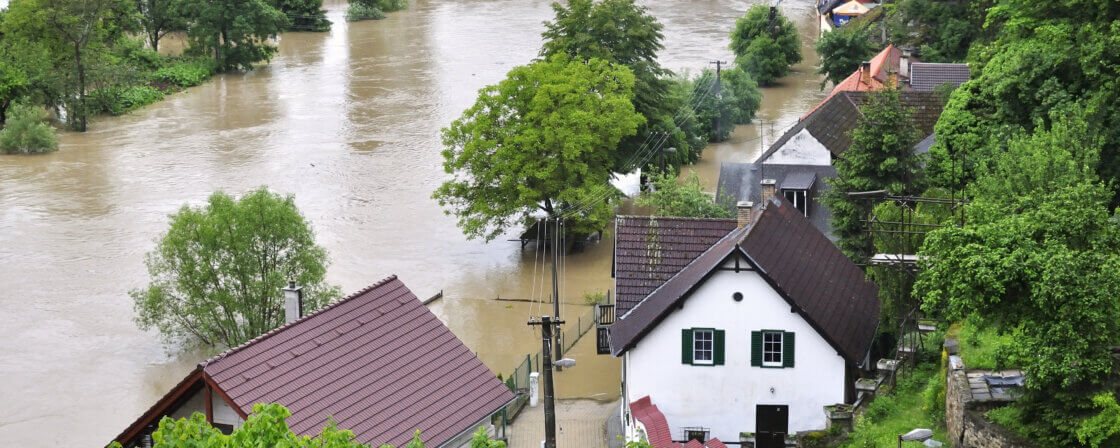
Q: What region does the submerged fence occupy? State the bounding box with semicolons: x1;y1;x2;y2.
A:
501;303;600;421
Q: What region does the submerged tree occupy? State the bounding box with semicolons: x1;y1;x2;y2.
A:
135;0;188;51
132;187;341;349
434;55;644;240
184;0;288;71
729;4;802;86
815;24;874;88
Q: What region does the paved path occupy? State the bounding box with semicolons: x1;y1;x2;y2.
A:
507;399;619;448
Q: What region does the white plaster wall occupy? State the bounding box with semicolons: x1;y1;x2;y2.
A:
166;387;244;429
760;129;832;166
624;261;847;442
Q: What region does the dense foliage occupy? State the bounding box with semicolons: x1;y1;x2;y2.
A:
272;0;331;31
887;0;989;63
108;404;506;448
916;114;1120;446
131;187;341;349
540;0;686;171
815;24;874;87
346;0;407;22
638;170;732;219
0;103;58;154
729;5;801;86
822;88;922;263
184;0;289;72
434;55;643;240
134;0;187;51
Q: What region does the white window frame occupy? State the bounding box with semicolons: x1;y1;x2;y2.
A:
762;331;783;367
693;329;714;365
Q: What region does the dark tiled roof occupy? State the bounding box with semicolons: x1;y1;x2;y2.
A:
804;92;863;156
782;171;817;190
199;276;514;447
613;216;738;319
716;162;837;239
610;200;879;365
909;62;970;92
845;90;945;138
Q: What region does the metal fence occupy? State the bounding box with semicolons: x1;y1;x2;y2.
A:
560;305;597;354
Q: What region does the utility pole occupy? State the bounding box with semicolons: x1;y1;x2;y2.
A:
710;60;726;141
551;218;562;365
528;315;564;448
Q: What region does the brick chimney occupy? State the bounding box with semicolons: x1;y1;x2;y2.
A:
860;61;872;87
283;281;303;324
737;201;754;228
760;179;777;203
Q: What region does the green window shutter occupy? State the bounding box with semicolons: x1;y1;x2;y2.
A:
714;330;725;365
750;331;762;367
682;329;693;365
783;331;796;368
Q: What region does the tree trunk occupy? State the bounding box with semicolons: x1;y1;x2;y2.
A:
0;99;8;126
74;41;87;132
149;30;160;52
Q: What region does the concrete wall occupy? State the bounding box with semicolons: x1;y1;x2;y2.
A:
945;369;1034;448
624;261;847;442
760;129;832;166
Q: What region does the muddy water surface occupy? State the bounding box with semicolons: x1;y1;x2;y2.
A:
0;0;824;445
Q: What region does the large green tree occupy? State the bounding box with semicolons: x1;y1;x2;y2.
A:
822;88;922;263
540;0;682;171
434;55;644;240
109;403;507;448
916;115;1120;447
184;0;288;71
815;24;874;88
729;5;802;86
131;187;341;349
272;0;331;32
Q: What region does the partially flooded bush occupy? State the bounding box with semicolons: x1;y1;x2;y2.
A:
0;103;58;154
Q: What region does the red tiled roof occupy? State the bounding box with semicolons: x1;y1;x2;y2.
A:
116;276;514;448
684;440;704;448
614;216;738;319
706;438;728;448
630;396;681;448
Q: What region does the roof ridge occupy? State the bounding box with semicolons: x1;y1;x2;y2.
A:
616;215;737;223
200;275;401;367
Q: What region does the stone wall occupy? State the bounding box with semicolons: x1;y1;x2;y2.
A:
945;366;1035;447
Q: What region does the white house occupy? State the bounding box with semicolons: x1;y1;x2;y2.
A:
609;194;880;448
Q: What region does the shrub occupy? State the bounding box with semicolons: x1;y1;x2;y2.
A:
0;103;58;154
375;0;408;12
88;85;165;116
152;60;214;88
346;2;385;21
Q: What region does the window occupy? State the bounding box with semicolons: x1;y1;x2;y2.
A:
683;427;709;443
681;328;725;365
783;189;809;216
751;330;795;368
693;329;714;364
763;331;783;366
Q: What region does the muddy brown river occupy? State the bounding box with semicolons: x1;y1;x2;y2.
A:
0;0;826;445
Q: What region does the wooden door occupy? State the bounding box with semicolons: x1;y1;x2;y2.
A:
756;405;788;448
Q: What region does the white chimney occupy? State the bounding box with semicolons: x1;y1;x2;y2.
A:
283;281;303;324
900;49;912;81
737;201;754;228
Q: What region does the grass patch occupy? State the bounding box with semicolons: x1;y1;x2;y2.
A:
838;363;949;447
957;321;1014;370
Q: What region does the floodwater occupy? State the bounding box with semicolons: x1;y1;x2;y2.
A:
0;0;825;445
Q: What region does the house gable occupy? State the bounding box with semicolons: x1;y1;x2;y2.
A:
624;266;847;439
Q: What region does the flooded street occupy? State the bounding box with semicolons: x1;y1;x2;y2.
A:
0;0;825;445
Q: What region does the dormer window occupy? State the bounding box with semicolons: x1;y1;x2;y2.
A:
780;171;816;218
783;189;809;217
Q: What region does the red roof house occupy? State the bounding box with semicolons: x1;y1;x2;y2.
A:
111;276;515;448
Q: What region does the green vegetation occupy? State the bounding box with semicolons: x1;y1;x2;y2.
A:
434;55;643;241
839;363;947;447
346;0;407;22
887;0;988;63
823;87;922;264
131;187;341;350
108;403;506;448
134;0;187;51
815;23;874;87
955;321;1013;370
638;170;732;219
687;68;758;143
729;5;801;86
0;103;57;154
916;112;1120;446
273;0;331;31
184;0;288;72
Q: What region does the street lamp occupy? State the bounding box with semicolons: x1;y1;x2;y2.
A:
553;358;576;369
898;428;935;448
